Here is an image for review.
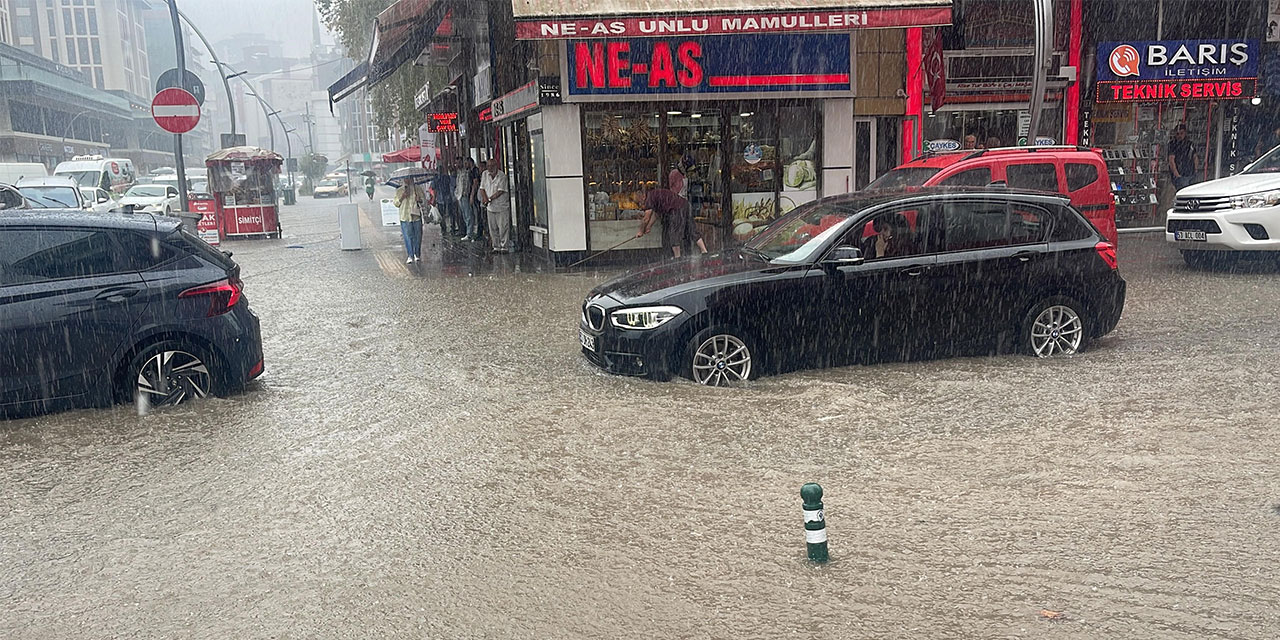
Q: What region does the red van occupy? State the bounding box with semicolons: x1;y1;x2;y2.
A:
866;147;1117;245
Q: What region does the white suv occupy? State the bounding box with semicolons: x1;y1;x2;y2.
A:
1167;148;1280;266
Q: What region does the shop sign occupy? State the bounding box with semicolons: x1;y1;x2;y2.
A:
1223;102;1244;174
538;77;562;104
926;139;960;152
515;7;952;39
1097;78;1257;102
39;143;54;153
565;33;852;98
492;80;540;122
923;27;946;111
414;84;431;111
478;106;493;123
1034;136;1056;146
473;64;493;106
426;112;459;133
1097;40;1257;81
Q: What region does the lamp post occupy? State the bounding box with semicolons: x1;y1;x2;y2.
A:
174;8;236;139
60;110;96;158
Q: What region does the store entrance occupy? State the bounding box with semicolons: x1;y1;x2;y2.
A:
583;101;821;253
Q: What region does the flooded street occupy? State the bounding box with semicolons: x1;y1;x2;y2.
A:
3;195;1279;638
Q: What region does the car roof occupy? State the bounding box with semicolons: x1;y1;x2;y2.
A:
830;186;1070;210
897;146;1104;169
0;209;178;233
15;176;80;188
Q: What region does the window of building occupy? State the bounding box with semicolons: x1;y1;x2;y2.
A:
64;37;74;63
10;102;45;135
77;37;87;65
60;7;69;33
86;7;94;34
48;38;57;61
93;67;102;89
73;7;84;33
89;38;98;63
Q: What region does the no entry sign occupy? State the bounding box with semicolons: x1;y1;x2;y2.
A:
151;87;200;134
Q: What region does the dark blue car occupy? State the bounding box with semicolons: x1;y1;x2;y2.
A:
1;211;263;414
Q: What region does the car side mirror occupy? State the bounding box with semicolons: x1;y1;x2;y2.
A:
822;246;864;272
98;193;110;203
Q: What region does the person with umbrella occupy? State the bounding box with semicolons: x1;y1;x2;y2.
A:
394;175;427;263
363;171;376;200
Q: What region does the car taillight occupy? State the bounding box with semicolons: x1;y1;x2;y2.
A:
1095;241;1118;270
179;278;242;316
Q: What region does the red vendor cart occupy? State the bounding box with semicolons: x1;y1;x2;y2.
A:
206;146;283;239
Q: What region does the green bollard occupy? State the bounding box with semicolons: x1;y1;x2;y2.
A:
801;483;828;563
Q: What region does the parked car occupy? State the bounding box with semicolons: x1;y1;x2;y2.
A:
0;183;29;210
120;183;180;214
579;188;1126;385
17;176;89;210
0;211;263;413
313;178;348;198
1167;144;1280;267
866;146;1118;245
80;187;117;212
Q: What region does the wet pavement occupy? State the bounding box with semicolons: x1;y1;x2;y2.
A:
3;194;1280;638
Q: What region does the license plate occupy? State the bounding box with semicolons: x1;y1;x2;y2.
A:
1175;230;1207;241
579;329;596;352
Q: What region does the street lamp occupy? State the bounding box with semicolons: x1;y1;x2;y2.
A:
60;110;95;157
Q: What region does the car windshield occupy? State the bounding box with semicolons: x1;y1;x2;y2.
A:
319;180;339;187
745;202;858;263
1244;146;1280;174
865;167;941;190
60;170;101;188
126;186;167;197
19;186;79;208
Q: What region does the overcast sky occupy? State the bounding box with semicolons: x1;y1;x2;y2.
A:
179;0;335;58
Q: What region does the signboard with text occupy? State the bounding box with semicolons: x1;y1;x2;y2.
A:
426;112;459;133
564;33;852;99
1096;39;1258;102
516;6;952;39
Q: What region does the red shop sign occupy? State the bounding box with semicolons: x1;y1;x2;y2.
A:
427;112;459;133
1096;78;1257;102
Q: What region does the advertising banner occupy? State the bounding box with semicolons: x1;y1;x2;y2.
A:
1096;39;1258;102
564;33;852;99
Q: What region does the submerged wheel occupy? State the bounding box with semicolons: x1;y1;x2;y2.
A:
1022;297;1087;358
687;328;756;386
126;342;214;407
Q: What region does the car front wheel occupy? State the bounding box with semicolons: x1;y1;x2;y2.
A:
685;327;757;386
1021;296;1088;358
124;340;216;407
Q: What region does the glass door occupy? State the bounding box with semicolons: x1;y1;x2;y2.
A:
666;108;725;251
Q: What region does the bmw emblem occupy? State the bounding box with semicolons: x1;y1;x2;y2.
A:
1187;199;1201;210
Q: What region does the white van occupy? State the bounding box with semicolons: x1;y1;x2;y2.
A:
53;155;137;194
0;162;49;185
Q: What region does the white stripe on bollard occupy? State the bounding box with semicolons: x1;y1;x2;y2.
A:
805;528;828;544
803;508;824;523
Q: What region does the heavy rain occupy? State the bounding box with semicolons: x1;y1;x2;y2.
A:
3;0;1280;638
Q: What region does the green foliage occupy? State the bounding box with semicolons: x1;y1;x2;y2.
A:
317;0;435;141
299;153;329;184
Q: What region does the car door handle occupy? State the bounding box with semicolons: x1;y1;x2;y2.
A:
900;265;929;277
1012;251;1039;263
95;287;140;303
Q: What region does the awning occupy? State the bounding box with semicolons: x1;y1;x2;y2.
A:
327;0;454;107
382;146;423;163
512;0;952;39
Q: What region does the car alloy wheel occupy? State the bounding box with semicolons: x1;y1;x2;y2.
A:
1029;305;1084;357
692;333;752;386
136;349;211;406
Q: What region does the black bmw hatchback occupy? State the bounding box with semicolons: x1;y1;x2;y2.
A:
579;189;1126;385
1;211;263;414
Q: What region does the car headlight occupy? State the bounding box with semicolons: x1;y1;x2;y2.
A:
1230;189;1280;209
610;305;683;330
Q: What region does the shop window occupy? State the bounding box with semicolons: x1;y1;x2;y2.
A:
1005;163;1058;192
730;110;778;237
1065;163;1099;192
778;105;819;217
584;110;662;251
665;109;724;230
939;167;992;187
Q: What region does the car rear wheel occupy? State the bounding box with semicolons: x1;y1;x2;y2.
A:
124;340;216;407
685;327;757;386
1021;296;1088;358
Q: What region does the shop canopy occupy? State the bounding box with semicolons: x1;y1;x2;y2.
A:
511;0;952;39
382;146;423;164
327;0;455;107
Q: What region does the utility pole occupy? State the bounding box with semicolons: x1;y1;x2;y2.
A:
166;0;189;213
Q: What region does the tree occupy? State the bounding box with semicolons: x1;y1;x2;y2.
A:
298;153;329;194
317;0;432;140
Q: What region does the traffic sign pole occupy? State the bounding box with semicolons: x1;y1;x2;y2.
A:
165;0;188;214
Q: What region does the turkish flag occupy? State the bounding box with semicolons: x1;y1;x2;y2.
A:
923;27;946;111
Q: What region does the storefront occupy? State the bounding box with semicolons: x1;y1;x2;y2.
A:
1084;38;1259;225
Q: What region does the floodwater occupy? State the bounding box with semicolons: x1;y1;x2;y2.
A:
3;195;1279;638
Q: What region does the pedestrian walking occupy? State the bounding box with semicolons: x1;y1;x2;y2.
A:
480;160;512;253
431;169;461;239
636;187;707;259
1168;123;1199;190
475;160;489;243
394;176;426;263
364;175;376;200
455;157;480;241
